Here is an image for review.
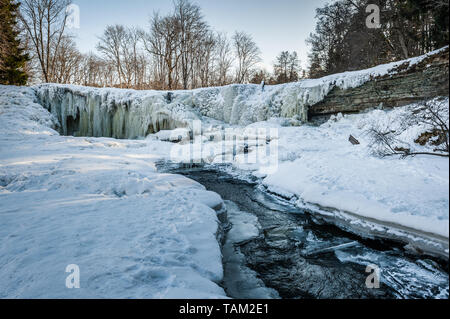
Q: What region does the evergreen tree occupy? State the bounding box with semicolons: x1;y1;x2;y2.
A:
274;51;301;84
308;52;326;79
0;0;29;85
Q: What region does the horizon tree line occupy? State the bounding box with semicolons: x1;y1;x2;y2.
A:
2;0;303;88
2;0;448;88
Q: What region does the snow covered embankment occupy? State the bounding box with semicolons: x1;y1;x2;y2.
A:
34;47;447;140
0;85;226;298
261;99;449;259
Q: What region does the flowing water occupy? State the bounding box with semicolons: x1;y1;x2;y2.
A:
159;163;449;299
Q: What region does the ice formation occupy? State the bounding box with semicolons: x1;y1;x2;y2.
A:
34;46;447;139
34;85;200;139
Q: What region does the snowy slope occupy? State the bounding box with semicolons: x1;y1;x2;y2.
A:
0;85;226;298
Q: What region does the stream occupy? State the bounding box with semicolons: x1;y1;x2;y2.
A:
159;162;449;299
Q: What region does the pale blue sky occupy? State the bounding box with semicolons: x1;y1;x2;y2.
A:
71;0;329;70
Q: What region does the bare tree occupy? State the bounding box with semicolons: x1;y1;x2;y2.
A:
97;57;116;87
17;0;265;89
51;35;81;84
233;31;261;83
194;31;216;87
142;13;181;90
19;0;71;82
97;24;128;87
214;32;234;86
367;99;449;158
174;0;209;89
126;27;148;89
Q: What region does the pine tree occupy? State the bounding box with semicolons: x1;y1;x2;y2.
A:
274;51;300;84
308;52;325;79
0;0;29;85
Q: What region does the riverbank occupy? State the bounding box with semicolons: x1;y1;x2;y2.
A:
162;164;448;299
1;84;448;298
164;100;449;259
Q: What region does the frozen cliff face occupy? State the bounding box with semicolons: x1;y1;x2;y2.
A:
34;85;201;139
191;84;309;125
32;79;367;139
33;46;447;139
34;83;316;139
191;81;355;126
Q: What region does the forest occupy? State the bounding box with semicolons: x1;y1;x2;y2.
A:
1;0;449;89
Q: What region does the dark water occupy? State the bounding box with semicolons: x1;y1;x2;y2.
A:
159;163;449;299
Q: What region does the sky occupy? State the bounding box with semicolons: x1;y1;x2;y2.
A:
71;0;329;71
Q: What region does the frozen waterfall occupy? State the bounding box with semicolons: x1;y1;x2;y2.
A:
33;47;442;139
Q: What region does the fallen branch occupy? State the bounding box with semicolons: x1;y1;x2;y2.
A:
382;151;449;158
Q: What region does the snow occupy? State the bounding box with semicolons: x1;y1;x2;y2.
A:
225;201;260;244
153;98;449;257
335;247;449;298
0;47;448;298
34;46;448;135
221;200;279;299
0;85;226;298
260;100;449;242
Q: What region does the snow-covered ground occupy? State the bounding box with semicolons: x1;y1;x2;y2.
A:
0;86;226;298
260;104;449;258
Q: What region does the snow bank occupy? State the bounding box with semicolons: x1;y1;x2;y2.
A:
260;99;449;256
151;93;449;257
0;85;226;298
34;46;448;138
